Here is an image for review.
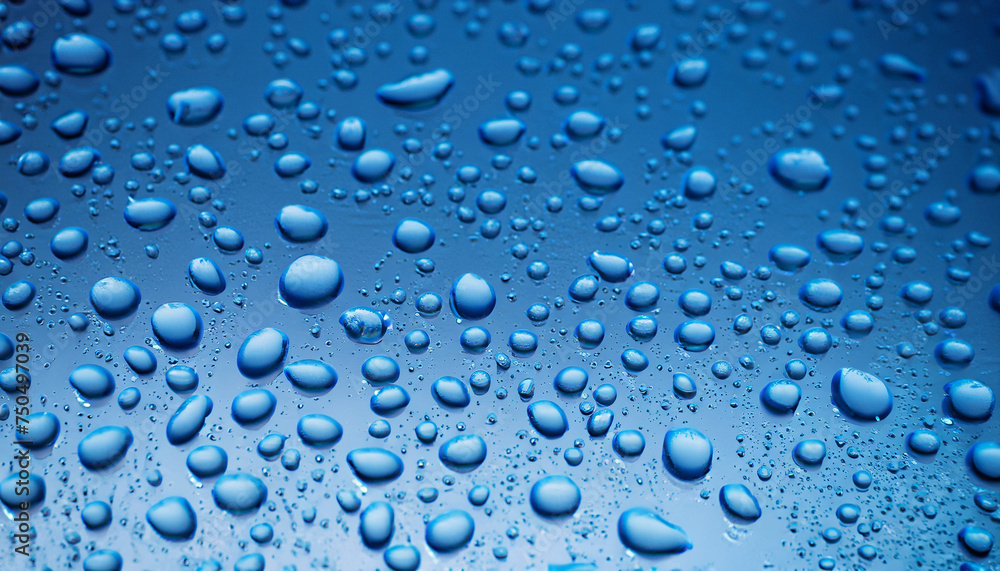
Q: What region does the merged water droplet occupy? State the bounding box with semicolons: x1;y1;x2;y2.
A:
376;68;455;109
768;148;831;192
617;508;692;556
167;87;224;125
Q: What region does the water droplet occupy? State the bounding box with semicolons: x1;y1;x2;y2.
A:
89;277;141;319
662;428;712;480
439;434;487;472
146;497;197;541
52;34;112;75
151;303;203;350
123;197;176;231
275;205;327;243
450;273;496;320
283;359;337;395
167;87;224;125
376;68;455;110
527;400;568;438
617;508;691;555
78;426;133;470
347;448;404;483
425;510;475;553
768;148;831;192
237;328;288;379
279;255;344;310
212;474;267;514
719;484;762;523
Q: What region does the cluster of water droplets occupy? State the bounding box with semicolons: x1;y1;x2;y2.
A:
0;0;999;570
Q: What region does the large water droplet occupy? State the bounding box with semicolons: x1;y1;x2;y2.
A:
212;474;267;514
617;508;692;556
376;68;455;109
237;328;288;379
425;510;475;553
831;368;893;421
662;428;712;481
78;426;133;470
279;255;344;310
768;148;831;191
529;475;581;518
51;34;112;75
146;497;197;541
438;434;487;472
